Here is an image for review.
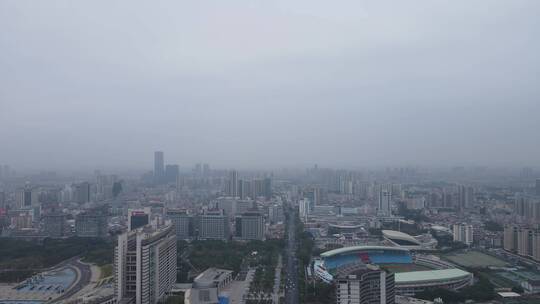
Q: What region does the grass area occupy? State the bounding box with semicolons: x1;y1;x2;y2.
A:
0;237;113;283
0;237;113;268
443;251;507;268
100;264;113;279
177;239;284;283
188;240;283;272
380;263;431;273
489;271;519;288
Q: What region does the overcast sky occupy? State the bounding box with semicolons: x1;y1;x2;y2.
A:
1;1;539;171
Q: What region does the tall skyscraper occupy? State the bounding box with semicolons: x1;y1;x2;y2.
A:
335;264;395;304
115;223;177;304
536;179;540;196
298;199;310;220
442;190;453;208
378;187;391;216
514;194;528;217
16;188;33;208
458;185;474;210
238;179;250;200
226;170;238;197
74;182;91;204
263;177;272;199
154;151;165;183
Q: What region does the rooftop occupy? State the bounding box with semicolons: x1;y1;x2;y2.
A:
321;245;410;258
193;268;233;288
395;269;471;283
382;230;419;240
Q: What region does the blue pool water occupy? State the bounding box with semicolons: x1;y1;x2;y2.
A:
16;268;76;293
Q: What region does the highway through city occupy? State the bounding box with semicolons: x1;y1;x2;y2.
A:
284;206;299;304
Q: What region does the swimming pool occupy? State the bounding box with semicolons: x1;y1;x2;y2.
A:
15;268;76;294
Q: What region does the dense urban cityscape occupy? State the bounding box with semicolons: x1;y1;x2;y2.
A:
2;1;540;304
1;156;540;304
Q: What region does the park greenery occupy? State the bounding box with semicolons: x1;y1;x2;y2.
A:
177;239;284;283
293;213;335;304
249;264;276;295
0;237;113;282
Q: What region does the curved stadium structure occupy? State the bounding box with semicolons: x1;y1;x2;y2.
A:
321;246;412;269
382;230;422;246
382;230;438;250
313;246;473;296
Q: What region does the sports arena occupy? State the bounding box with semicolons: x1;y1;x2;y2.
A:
313;246;473;296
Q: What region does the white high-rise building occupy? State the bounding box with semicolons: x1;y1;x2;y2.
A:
115;223;177;304
298;199;310;221
154;151;165;183
453;224;473;245
226;170;238;197
378;188;391;216
336;265;395;304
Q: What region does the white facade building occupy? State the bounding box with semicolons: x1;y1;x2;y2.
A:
115;223;177;304
453;224;473;245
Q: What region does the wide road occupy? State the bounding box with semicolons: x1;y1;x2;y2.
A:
284;206;299;304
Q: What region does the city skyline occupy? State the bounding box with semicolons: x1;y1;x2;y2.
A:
2;1;540;304
2;1;540;170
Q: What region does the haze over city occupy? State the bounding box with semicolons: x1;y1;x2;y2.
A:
2;0;540;171
3;2;540;304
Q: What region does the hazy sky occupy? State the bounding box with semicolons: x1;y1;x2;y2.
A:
1;1;539;171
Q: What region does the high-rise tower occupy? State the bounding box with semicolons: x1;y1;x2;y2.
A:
154;151;164;183
115;223;176;304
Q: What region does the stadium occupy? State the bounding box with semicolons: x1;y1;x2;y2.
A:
313;246;473;296
382;230;438;250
